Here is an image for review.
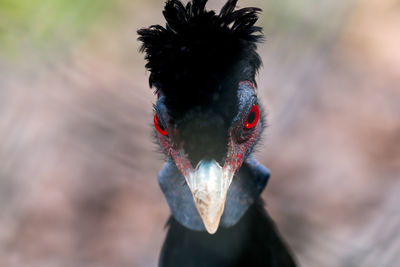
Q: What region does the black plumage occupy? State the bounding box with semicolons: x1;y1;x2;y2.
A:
138;0;262;118
138;0;297;266
160;200;296;267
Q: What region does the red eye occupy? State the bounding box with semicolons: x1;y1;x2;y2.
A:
154;113;168;136
244;104;260;129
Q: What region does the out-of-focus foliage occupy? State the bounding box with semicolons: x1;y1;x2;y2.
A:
0;0;109;58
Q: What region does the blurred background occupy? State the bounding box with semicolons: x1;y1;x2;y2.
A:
1;0;399;266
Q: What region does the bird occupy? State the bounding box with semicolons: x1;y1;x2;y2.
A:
138;0;297;266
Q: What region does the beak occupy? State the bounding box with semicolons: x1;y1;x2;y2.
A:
185;159;235;234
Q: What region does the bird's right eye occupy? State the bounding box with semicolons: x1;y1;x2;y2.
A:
244;104;260;130
154;113;168;136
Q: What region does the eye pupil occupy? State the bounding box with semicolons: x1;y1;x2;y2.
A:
247;112;255;124
158;121;165;131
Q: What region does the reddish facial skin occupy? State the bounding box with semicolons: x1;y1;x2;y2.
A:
224;122;260;173
158;133;194;177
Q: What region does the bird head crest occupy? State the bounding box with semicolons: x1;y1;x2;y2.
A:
138;0;263;117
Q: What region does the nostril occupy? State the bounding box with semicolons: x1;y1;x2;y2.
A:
220;156;226;166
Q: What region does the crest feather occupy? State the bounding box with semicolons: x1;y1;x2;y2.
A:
138;0;263;114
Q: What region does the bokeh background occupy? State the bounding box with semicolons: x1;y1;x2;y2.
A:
1;0;399;266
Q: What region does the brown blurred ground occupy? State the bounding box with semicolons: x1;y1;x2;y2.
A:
0;0;399;266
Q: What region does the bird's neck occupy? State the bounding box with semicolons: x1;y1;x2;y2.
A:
159;198;297;267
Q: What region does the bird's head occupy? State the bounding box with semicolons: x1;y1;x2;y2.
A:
138;0;266;234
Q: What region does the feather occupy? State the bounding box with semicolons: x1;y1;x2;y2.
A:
137;0;264;117
219;0;238;17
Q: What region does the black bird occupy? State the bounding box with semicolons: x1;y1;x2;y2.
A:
138;0;297;266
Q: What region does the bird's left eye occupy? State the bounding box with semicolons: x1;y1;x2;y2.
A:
244;104;260;129
154;113;168;136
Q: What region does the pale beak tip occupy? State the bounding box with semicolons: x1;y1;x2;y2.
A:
196;198;225;235
204;222;219;234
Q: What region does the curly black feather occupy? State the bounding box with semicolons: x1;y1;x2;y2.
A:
138;0;263;118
